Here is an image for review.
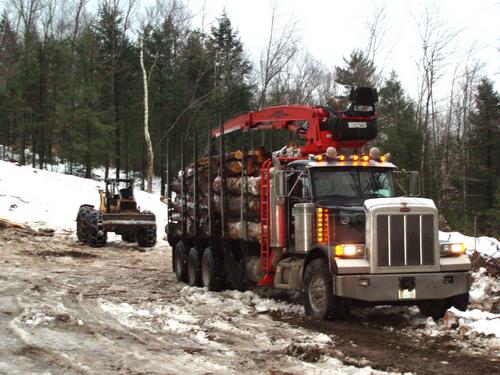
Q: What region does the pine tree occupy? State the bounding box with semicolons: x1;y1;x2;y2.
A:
335;50;376;88
377;71;421;171
467;78;500;235
206;11;252;120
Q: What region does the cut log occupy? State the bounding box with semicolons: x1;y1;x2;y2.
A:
213;176;261;196
213;194;260;217
0;218;31;230
227;221;261;242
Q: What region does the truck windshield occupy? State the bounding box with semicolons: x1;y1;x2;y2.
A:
310;167;395;202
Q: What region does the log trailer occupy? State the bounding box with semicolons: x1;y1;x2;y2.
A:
165;87;471;320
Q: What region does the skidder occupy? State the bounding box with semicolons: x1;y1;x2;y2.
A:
76;179;156;248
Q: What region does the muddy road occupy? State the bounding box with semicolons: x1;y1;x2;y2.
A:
0;228;498;374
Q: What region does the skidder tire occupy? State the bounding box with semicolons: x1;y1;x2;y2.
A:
121;233;136;243
187;248;201;287
137;225;156;247
303;259;349;320
174;241;188;282
201;247;222;291
87;211;107;248
76;205;93;243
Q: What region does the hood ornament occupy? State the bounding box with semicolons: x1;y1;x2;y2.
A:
400;202;411;213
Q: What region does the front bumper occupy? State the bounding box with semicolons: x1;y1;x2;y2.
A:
333;272;470;302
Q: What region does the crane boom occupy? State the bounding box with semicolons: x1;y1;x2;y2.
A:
211;87;379;155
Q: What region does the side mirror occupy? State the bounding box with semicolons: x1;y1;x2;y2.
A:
410;171;420;196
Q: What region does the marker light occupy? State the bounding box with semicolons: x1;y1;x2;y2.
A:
351;155;359;161
361;155;370;162
338;155;346;161
380;153;391;162
316;208;329;244
315;154;324;162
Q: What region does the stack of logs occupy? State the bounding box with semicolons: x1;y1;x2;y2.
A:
169;148;270;243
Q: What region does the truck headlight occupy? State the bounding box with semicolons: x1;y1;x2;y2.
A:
440;243;465;256
335;244;366;258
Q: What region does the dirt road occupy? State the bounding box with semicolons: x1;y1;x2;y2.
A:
0;228;498;374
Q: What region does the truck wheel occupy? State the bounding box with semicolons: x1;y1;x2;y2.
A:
174;241;188;282
137;226;156;247
418;293;469;321
223;245;246;291
303;259;349;320
450;293;469;311
201;247;222;291
87;211;107;248
187;248;201;287
76;205;93;243
418;300;448;320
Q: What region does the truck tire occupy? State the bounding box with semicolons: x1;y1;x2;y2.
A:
187;248;201;287
303;259;349;320
450;293;469;311
418;293;469;320
174;241;188;282
201;247;222;291
76;205;93;243
87;211;107;248
223;245;246;291
137;226;156;247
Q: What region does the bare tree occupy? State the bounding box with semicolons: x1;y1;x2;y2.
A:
140;36;154;193
364;4;390;85
414;6;460;196
256;2;299;109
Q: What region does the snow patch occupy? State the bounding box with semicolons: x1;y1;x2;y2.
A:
439;231;500;259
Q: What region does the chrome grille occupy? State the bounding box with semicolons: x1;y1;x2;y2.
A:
376;214;435;267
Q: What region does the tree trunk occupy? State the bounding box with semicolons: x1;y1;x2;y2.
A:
140;37;154;193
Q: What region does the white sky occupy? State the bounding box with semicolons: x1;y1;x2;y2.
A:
182;0;499;100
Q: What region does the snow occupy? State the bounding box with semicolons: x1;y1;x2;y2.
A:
439;231;500;259
448;307;500;337
0;160;167;245
98;287;400;375
1;158;499;372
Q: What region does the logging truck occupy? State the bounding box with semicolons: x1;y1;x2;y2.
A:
165;87;471;320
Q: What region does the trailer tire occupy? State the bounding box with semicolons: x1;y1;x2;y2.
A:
418;293;469;321
201;247;222;291
187;248;201;287
174;241;188;282
87;211;107;248
76;205;93;243
137;225;156;247
223;245;246;291
303;259;349;320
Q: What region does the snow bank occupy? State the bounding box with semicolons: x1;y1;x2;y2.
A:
439;231;499;259
0;161;167;245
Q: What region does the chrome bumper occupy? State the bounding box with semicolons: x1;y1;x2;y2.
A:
333;272;470;302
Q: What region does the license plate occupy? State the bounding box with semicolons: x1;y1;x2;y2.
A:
398;289;416;299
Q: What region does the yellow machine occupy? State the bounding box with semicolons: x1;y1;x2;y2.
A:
76;179;156;247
